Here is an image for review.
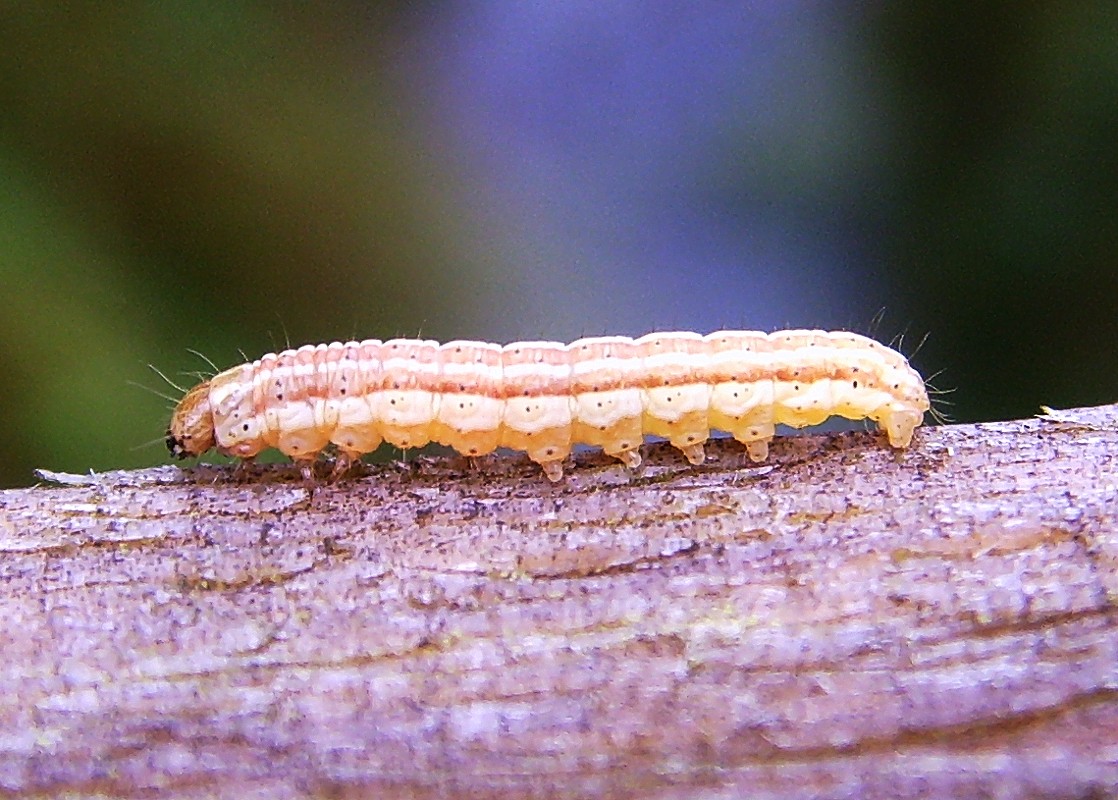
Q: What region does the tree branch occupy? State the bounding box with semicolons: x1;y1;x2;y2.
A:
3;406;1117;798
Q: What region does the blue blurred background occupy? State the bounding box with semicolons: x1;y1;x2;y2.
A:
2;3;1116;487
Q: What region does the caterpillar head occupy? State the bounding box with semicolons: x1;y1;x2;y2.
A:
167;380;216;458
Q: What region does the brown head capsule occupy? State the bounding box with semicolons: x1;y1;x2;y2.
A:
166;380;216;458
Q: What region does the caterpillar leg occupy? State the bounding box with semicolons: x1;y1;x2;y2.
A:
607;447;642;470
716;427;773;462
881;409;923;449
745;439;770;462
539;460;565;482
708;411;775;463
679;443;706;465
330;449;361;480
736;421;777;462
294;457;318;486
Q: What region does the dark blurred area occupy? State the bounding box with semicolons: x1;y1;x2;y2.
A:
0;3;1115;487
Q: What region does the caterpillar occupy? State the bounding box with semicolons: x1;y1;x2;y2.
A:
167;330;930;481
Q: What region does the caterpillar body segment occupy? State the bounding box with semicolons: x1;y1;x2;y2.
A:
166;330;930;481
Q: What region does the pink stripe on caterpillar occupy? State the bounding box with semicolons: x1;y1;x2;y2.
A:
166;330;930;481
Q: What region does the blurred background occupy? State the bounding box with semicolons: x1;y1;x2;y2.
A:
1;3;1115;487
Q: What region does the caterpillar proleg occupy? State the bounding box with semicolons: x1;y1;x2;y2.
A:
167;330;930;481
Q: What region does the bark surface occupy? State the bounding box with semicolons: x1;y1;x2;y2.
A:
2;406;1117;799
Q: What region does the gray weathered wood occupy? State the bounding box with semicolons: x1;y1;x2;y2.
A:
2;406;1117;798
